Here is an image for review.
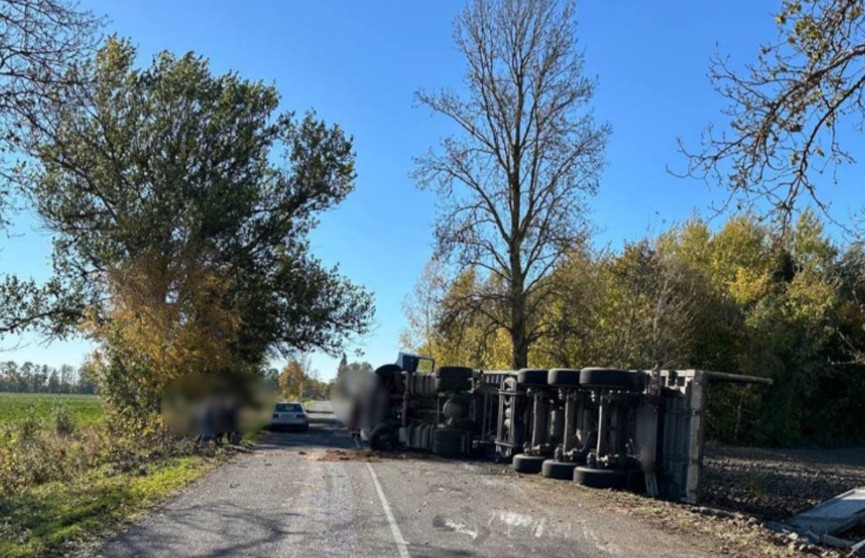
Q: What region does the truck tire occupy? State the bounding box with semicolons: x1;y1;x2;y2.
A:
548;368;581;387
432;428;464;457
512;454;545;474
369;423;397;452
434;366;473;380
374;364;402;378
374;365;402;391
541;459;580;480
627;469;646;493
435;376;471;392
573;466;627;489
579;368;641;391
517;369;548;387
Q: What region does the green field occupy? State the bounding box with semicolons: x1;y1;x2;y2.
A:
0;393;103;427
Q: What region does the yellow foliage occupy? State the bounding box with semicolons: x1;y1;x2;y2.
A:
729;267;771;305
84;247;244;400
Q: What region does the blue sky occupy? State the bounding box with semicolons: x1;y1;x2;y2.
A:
3;1;863;380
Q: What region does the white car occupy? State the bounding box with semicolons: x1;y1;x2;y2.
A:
269;402;309;432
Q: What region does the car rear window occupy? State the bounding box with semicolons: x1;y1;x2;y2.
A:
276;403;303;413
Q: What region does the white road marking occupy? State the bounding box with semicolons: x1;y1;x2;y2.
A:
366;461;411;558
443;518;478;539
353;437;409;557
533;518;546;538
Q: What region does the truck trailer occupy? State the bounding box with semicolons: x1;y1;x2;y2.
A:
353;353;771;504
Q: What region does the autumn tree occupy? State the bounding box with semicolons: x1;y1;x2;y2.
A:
683;0;865;226
415;0;609;368
400;257;448;356
278;357;309;400
279;356;330;401
21;39;373;413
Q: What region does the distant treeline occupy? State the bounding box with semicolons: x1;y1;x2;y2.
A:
0;361;96;394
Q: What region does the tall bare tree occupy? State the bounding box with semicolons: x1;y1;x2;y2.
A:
414;0;609;369
682;0;865;229
0;0;100;338
0;0;101;220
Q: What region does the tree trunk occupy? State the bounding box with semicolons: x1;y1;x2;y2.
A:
509;279;528;369
509;153;528;370
510;321;528;369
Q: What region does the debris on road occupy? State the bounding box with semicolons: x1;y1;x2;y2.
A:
775;487;865;555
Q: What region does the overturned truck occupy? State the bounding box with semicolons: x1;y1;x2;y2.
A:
357;353;771;504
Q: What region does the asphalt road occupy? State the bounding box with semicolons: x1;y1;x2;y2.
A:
97;402;708;558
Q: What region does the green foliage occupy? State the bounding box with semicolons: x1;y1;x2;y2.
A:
33;37;372;357
0;361;94;394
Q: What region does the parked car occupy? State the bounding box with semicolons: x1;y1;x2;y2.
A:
269;402;309;432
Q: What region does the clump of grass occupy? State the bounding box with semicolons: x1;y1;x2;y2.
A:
17;406;41;442
746;470;767;500
52;403;75;436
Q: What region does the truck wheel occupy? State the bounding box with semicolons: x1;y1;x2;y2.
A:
369;423;397;452
547;369;581;387
541;459;579;480
573;466;627;489
627;469;646;493
434;366;473;379
432;428;464;457
579;368;641;391
517;369;548;387
512;454;545;474
435;376;471;392
374;364;402;379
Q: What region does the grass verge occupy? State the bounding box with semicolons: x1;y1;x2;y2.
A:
0;453;223;558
